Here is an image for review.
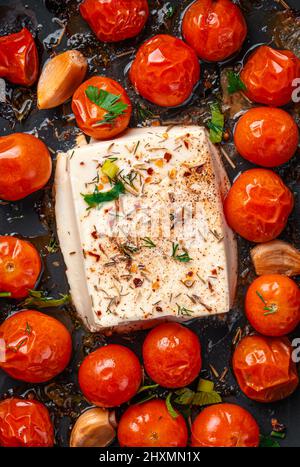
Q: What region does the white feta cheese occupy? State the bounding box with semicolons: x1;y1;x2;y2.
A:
55;126;237;332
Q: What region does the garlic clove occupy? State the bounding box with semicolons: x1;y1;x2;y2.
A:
251;240;300;277
37;50;88;109
70;407;116;448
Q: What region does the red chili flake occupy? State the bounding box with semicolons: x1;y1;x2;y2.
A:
133;278;143;288
211;269;218;276
164;152;172;162
184;140;189;149
156;306;163;312
87;251;100;262
147;167;154;175
91;231;98;239
196;165;204;174
184;171;192;177
187;271;193;277
80;161;85;166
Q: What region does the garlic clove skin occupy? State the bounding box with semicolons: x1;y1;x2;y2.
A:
70;407;116;448
251;240;300;277
37;50;88;109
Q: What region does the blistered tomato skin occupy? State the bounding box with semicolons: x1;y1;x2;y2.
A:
245;275;300;337
80;0;149;43
72;76;132;140
191;403;260;447
234;107;299;167
0;310;72;383
0;398;54;447
233;335;299;402
182;0;247;62
241;45;300;106
0;133;52;202
0;28;39;86
0;236;41;299
78;344;142;408
118;399;188;447
142;323;201;388
129;34;200;107
224;169;293;243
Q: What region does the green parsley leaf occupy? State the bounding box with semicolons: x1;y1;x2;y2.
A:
82;180;125;208
85;86;128;126
174;388;195;405
166;393;179;419
227;71;247;94
22;290;70;309
207;103;224;144
192;390;222;406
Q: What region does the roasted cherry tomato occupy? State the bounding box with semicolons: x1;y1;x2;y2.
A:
72;76;132;139
224;169;293;243
0;133;52;202
0;398;54;447
0;310;72;383
233;335;299;402
0;28;39;86
0;236;41;299
240;45;300;107
80;0;149;43
234;107;299;167
245;274;300;336
182;0;247;62
191;403;260;447
129;34;200;107
78;344;142;407
118;399;188;447
142;323;201;388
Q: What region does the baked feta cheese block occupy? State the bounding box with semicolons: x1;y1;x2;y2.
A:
55;126;237;332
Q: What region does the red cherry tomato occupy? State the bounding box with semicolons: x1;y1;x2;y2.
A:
245;274;300;336
182;0;247;62
191;403;260;447
129;34;200;107
234;107;299;167
0;398;54;447
0;133;52;202
142;323;201;388
0;310;72;383
0;28;39;86
72;76;132;139
118;399;188;447
241;45;300;106
78;344;142;407
80;0;149;43
224;169;293;243
232;335;299;402
0;236;41;299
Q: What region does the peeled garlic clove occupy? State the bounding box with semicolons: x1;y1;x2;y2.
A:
70;408;116;448
37;50;87;109
251;240;300;276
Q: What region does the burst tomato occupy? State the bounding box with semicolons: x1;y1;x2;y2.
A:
142;323;201;388
0;28;39;86
191;403;260;447
245;274;300;336
182;0;247;62
72;76;132;139
240;45;300;107
0;236;41;299
80;0;149;42
0;310;72;383
224;169;293;243
118;399;188;447
0;133;52;202
129;34;200;107
78;344;142;407
0;398;54;447
234;107;299;167
233;335;299;402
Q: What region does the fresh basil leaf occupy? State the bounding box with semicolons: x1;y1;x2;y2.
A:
227;71;247;94
192;390;222;407
82;180;125;208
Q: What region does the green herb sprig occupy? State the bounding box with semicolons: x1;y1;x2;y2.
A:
227;71;247;94
82;181;125;208
85;85;128;126
172;243;192;263
256;290;278;316
207;103;224;144
22;290;70;309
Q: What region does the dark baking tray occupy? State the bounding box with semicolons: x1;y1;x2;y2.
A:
0;0;300;447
